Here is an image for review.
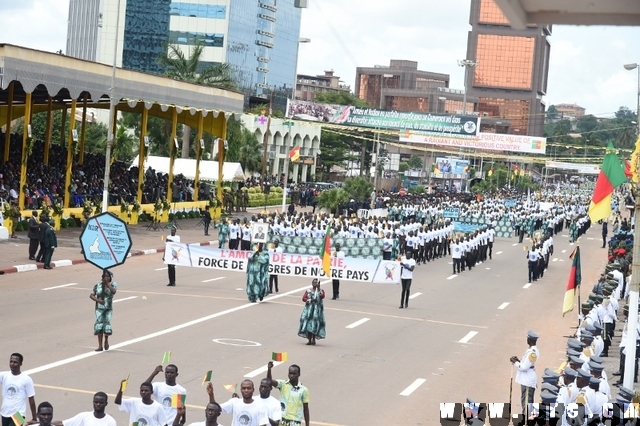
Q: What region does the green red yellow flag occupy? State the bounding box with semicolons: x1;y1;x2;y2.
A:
588;142;627;222
289;146;300;162
562;247;582;316
224;383;238;393
161;351;171;364
629;135;640;183
202;370;213;385
272;352;288;362
11;412;25;426
171;393;186;408
120;374;130;392
319;223;332;278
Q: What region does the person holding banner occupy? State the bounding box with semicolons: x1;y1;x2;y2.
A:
246;243;270;303
298;279;326;345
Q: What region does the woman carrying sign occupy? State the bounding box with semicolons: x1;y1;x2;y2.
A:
90;269;118;351
298;279;326;345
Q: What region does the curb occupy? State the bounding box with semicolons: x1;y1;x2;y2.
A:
0;241;215;275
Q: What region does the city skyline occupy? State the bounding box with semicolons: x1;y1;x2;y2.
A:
2;0;640;118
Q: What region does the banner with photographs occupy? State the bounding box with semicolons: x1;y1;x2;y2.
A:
434;157;470;175
164;244;401;284
286;99;480;137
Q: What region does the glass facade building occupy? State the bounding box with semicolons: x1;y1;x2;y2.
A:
67;0;303;111
466;0;550;136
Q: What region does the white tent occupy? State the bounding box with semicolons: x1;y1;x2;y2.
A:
131;156;246;182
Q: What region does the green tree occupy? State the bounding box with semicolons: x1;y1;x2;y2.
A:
111;125;137;163
235;127;262;175
342;176;373;202
314;91;369;107
546;105;559;120
157;43;236;158
399;162;409;173
407;154;423;170
317;188;350;215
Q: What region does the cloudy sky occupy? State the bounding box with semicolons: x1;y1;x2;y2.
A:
2;0;639;118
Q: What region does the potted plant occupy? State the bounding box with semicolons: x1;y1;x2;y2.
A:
50;202;64;230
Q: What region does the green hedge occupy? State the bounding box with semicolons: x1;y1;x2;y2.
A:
247;197;290;207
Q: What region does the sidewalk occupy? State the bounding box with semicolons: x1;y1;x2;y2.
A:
0;205;306;275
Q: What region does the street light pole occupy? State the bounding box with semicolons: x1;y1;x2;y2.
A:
458;59;478;115
102;0;121;213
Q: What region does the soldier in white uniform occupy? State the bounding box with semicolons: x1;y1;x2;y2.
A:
510;331;540;417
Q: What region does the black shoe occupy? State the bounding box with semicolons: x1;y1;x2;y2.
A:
44;266;52;269
612;371;622;376
614;380;623;386
29;257;36;260
399;305;404;309
331;296;337;300
167;283;175;286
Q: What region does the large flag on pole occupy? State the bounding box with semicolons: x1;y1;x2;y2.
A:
562;247;582;316
588;142;627;222
319;223;332;278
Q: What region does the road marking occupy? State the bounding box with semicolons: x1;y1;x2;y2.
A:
23;282;327;376
486;267;490;270
496;251;503;255
244;361;284;378
409;292;422;300
42;283;78;291
552;258;558;262
400;378;426;396
346;318;370;329
587;237;594;240
458;331;478;343
155;267;168;271
447;275;457;280
113;296;138;303
512;243;518;246
498;302;509;310
202;277;225;283
561;250;566;253
523;283;532;289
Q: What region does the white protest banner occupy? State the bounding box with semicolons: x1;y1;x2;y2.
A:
164;243;401;284
400;131;546;154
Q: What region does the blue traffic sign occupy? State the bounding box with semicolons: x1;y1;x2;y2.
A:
79;212;133;270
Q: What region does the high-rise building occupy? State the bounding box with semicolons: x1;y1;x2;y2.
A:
66;0;305;110
294;70;351;101
354;60;472;113
466;0;551;136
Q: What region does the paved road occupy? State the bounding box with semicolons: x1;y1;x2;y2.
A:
0;225;609;425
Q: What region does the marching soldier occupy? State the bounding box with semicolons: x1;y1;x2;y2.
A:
510;331;540;418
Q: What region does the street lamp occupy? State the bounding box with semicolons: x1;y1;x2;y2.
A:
373;74;393;192
458;59;478;115
624;63;640;135
292;38;311;100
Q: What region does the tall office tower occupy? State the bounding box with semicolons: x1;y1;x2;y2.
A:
466;0;550;136
66;0;305;110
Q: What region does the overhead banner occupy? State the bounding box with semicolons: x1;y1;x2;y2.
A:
164;243;401;284
286;99;480;137
545;160;600;175
435;157;470;175
400;131;547;154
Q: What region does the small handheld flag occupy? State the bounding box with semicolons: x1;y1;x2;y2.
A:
224;383;238;393
121;374;130;392
171;393;186;408
272;352;288;362
11;412;25;426
162;351;172;364
131;423;140;426
202;370;213;385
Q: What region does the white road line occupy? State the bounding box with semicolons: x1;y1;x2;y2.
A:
400;378;426;396
486;267;490;270
409;292;422;300
447;275;457;280
561;250;566;253
155;267;168;271
496;251;503;255
587;237;594;240
113;296;138;303
244;361;284;378
497;302;509;310
42;283;78;291
458;331;478;343
23;282;324;376
346;318;370;329
523;283;532;289
552;258;558;262
202;277;225;283
512;243;518;246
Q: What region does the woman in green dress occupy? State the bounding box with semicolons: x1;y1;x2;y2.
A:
246;243;269;302
215;218;230;249
298;279;326;345
90;269;118;351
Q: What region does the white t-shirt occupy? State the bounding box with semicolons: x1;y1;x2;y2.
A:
63;411;117;426
0;371;36;417
118;398;167;426
188;422;224;426
166;234;181;243
400;257;416;279
153;381;187;422
220;398;269;426
257;396;282;423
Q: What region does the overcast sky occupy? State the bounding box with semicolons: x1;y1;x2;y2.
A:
2;0;639;118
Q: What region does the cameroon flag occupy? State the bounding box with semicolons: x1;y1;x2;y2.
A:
289;146;300;162
588;142;627;222
562;247;581;316
319;223;332;278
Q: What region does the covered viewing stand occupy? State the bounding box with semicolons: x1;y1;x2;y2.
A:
0;44;244;229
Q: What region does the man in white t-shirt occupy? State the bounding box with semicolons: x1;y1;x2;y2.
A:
146;364;187;425
212;380;268;426
399;251;416;309
257;379;281;426
0;352;36;425
31;401;55;426
62;392;116;426
115;381;167;426
165;227;180;287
